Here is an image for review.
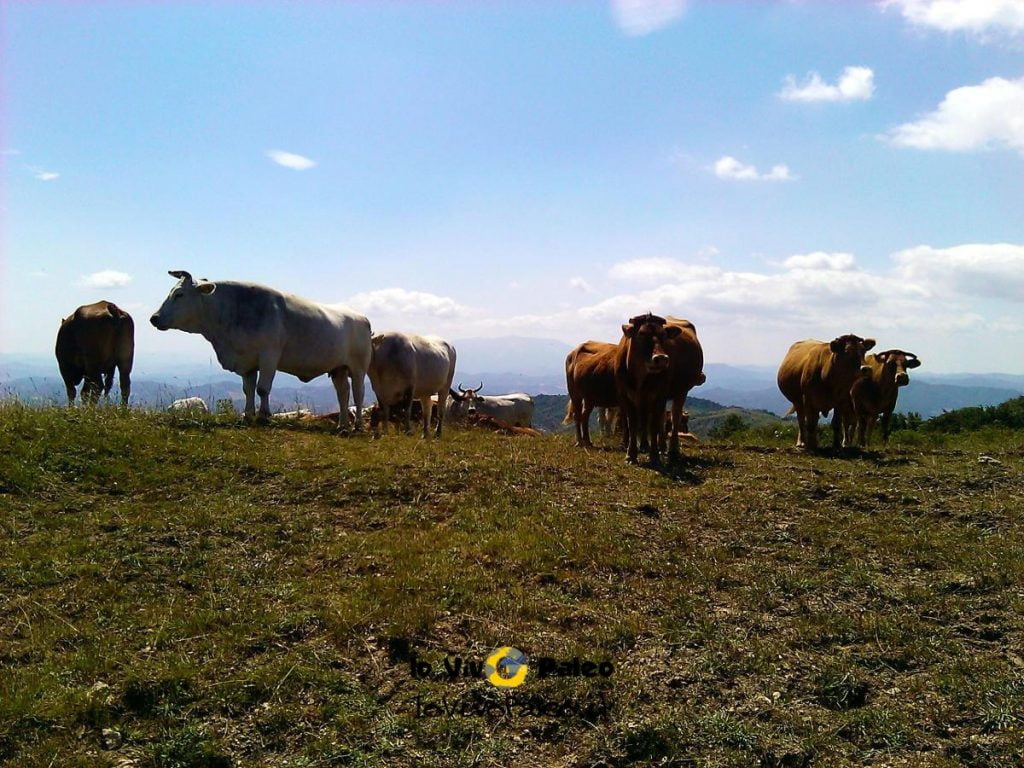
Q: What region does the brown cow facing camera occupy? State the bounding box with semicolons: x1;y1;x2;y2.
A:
55;301;135;406
850;349;921;447
777;334;875;450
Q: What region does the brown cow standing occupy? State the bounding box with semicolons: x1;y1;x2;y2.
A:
615;313;680;465
55;301;135;406
850;350;920;447
564;340;620;448
777;335;875;450
658;316;706;461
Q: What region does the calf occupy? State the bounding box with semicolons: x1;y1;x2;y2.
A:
850;350;920;446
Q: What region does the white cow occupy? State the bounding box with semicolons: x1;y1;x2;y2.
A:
168;396;209;413
367;332;456;438
150;271;371;428
447;384;535;427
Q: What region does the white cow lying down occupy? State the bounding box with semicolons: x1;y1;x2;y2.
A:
168;397;208;413
150;271;371;429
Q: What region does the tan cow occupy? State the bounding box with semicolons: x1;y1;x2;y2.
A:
55;301;134;406
850;350;920;446
565;340;620;448
777;335;875;450
614;313;681;465
658;316;706;460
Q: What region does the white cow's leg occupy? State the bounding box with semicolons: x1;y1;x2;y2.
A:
350;369;365;432
255;363;277;422
435;392;447;438
418;397;431;439
331;370;351;433
242;371;258;422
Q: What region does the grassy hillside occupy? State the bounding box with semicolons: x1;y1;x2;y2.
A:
2;405;1023;767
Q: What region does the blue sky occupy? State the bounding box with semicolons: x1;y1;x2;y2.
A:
3;0;1023;372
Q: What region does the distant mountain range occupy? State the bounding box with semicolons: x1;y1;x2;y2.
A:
4;339;1023;420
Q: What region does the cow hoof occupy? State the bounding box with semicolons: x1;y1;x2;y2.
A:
626;455;638;465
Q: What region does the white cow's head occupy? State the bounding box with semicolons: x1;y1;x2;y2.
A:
150;270;216;333
451;382;484;415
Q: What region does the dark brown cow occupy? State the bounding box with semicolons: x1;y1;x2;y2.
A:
564;340;619;448
614;313;680;465
55;301;134;406
850;350;921;446
777;334;875;450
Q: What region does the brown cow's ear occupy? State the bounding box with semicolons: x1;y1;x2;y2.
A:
906;357;921;368
622;323;635;337
863;338;876;350
197;282;216;295
829;338;843;353
665;325;682;339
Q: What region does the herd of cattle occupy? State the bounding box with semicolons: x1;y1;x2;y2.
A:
55;271;920;463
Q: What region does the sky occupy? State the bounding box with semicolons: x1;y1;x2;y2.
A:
2;0;1023;373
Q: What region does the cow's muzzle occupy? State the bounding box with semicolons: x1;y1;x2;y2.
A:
648;354;669;372
895;372;909;386
150;315;168;331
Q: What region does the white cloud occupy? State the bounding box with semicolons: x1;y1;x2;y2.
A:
779;66;875;102
713;156;797;182
892;243;1024;301
781;252;857;271
609;257;719;283
266;150;317;170
35;171;60;181
345;288;470;319
885;0;1024;37
610;0;687;35
884;76;1024;154
568;277;594;293
81;270;132;289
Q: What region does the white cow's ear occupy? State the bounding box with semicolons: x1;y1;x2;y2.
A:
197;282;216;295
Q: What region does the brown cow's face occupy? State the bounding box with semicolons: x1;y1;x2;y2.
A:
829;334;875;369
876;350;920;387
622;316;680;373
150;271;216;332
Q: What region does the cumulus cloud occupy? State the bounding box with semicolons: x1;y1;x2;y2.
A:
81;270;132;289
609;257;719;283
610;0;687;35
345;288;470;319
568;277;594;293
885;0;1024;37
580;244;1021;337
266;149;317;170
779;66;875;103
713;156;797;182
884;76;1024;154
781;252;857;271
892;243;1024;301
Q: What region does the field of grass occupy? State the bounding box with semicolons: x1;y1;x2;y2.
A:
1;404;1023;767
